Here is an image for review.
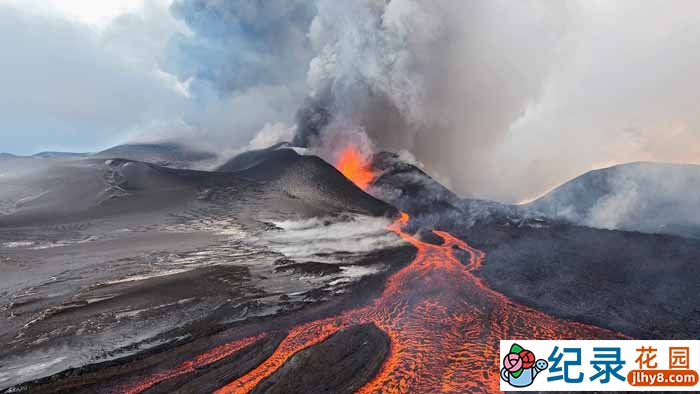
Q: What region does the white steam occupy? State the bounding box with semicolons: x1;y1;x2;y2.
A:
262;215;403;260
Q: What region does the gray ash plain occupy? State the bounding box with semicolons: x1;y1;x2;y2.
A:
0;147;408;392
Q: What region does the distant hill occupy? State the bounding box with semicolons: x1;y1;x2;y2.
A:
0;151;85;160
3;143;217;169
95;143;218;169
524;162;700;238
32;151;87;158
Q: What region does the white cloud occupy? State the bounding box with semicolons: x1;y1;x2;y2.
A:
0;1;186;154
0;0;164;28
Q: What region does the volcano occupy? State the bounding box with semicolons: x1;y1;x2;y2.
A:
1;144;699;393
524;162;700;238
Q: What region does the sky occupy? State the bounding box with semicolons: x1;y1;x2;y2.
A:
0;0;148;27
0;0;189;154
1;0;699;203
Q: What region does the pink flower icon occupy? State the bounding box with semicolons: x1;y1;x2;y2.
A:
504;352;523;372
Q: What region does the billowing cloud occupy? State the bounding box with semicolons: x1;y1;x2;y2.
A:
489;1;700;202
293;0;700;202
148;0;316;150
166;0;315;94
0;1;187;154
296;0;567;201
3;0;700;203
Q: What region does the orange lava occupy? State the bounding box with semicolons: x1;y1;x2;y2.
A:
210;212;624;393
335;144;375;190
120;333;266;394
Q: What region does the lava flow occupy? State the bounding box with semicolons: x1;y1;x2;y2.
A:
120;334;267;394
126;212;623;393
335;144;375;190
205;212;623;393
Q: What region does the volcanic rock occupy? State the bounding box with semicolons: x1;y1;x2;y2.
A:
251;323;390;394
220;147;397;218
462;220;700;339
370;151;518;228
371;151;459;214
274;261;342;275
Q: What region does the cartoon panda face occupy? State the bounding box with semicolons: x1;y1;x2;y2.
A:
535;359;549;370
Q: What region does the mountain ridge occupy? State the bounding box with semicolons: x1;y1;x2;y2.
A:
524;161;700;238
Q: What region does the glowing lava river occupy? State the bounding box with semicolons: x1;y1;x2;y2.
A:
123;211;623;393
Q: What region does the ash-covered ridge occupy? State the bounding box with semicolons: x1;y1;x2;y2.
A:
218;145;397;219
370;151;460;214
1;142;219;171
216;142;294;172
369;151;520;230
524;161;700;238
94;143;219;169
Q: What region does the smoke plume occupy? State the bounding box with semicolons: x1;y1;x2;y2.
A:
5;0;700;203
292;0;700;203
294;0;568;201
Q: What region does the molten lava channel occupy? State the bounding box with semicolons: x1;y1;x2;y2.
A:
128;211;623;393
